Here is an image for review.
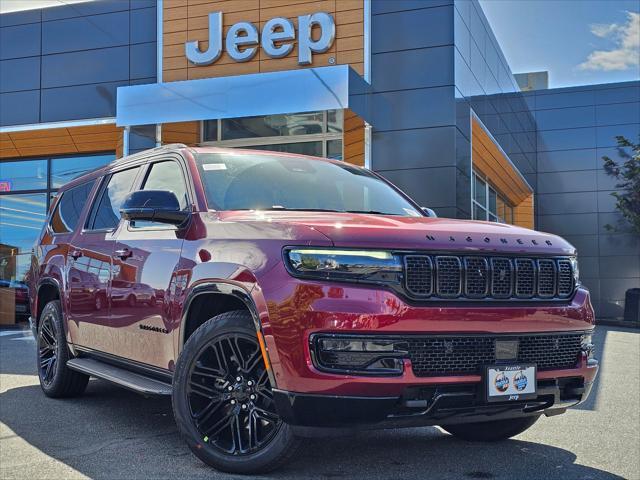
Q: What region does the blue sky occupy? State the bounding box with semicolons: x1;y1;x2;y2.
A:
479;0;640;88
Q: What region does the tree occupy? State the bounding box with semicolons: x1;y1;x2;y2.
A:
601;135;640;235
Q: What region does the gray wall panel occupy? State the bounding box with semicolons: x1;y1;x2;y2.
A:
600;255;640;279
599;234;640;257
537;149;597;172
372;46;454;93
561;235;599;257
42;0;129;21
537;170;597;194
372;126;457;171
368;86;456;132
537;192;597;215
41;46;129;88
538;213;598;236
537;127;597;151
378;166;458;209
595;85;640;105
535;106;595;130
130;7;156;44
373;0;453;15
42;11;130;54
596;102;640;126
130;42;157;80
0;90;40;125
0;9;41;27
596;124;640;148
0;23;41;60
0;57;40;93
372;6;454;54
40;81;126;122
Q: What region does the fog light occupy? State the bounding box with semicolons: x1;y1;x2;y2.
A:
312;336;408;376
581;332;595;360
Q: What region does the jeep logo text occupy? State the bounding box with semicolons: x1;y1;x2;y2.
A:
185;11;336;66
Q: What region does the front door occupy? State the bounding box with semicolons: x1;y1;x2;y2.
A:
66;166;142;351
108;158;191;370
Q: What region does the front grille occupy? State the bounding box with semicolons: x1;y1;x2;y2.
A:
406;333;584;376
404;255;575;301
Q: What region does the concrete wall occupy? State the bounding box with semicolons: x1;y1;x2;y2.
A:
531;81;640;318
0;0;157;127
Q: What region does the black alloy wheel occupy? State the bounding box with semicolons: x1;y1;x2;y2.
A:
188;333;281;455
36;300;89;397
38;312;58;386
172;310;299;474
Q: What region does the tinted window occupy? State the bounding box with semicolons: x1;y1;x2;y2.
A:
142;161;188;210
195;153;421;216
88;167;140;230
50;180;95;233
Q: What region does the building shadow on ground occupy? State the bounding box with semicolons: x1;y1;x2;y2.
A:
0;380;623;480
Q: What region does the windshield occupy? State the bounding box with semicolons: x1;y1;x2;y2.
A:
195;152;423;216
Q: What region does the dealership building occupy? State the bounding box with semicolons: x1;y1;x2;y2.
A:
0;0;638;320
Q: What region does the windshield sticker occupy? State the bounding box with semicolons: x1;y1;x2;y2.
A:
202;163;227;171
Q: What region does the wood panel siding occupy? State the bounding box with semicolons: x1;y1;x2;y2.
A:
471;117;534;228
1;124;121;159
343;109;364;166
161;121;200;145
163;0;364;82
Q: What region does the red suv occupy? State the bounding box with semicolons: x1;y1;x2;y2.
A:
29;145;598;474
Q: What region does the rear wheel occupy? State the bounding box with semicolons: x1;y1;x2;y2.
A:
37;300;89;398
441;415;540;442
172;310;299;474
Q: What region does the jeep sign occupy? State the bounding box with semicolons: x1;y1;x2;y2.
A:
185;11;336;66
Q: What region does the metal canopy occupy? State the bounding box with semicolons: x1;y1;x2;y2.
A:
116;65;372;127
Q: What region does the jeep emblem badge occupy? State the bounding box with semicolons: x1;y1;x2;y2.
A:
186;11;336;66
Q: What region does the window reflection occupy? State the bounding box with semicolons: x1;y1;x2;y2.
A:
51;154;114;189
0;159;47;191
0;193;46;282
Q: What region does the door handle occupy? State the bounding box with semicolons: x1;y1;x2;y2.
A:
114;248;132;260
70;250;82;260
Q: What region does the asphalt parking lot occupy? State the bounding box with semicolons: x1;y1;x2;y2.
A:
1;325;638;480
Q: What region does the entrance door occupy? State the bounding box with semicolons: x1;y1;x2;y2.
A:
108;158;190;369
66;166;141;351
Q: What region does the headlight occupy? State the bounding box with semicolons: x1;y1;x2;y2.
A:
284;248;402;284
570;257;580;286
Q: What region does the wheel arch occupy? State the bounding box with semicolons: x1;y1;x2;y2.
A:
178;281;277;387
35;278;62;328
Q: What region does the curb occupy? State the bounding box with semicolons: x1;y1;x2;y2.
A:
596;319;640;329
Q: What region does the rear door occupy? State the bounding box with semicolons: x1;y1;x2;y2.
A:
108;156;191;369
66;166;142;351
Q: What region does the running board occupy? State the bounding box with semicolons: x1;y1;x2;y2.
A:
67;358;172;396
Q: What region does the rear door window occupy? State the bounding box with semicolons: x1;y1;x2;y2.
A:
50;180;95;233
86;167;140;231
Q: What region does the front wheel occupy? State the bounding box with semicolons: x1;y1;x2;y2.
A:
172;310;299;474
441;415;540;442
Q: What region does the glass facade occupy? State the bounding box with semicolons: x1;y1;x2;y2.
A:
471;171;513;224
202;110;344;160
0;153;114;286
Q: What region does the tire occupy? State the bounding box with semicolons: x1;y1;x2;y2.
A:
172;310;300;474
37;300;89;398
441;415;540;442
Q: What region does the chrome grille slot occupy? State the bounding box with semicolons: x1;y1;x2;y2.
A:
491;258;513;298
435;256;462;297
537;259;556;297
464;257;488;298
404;256;433;296
557;260;574;297
515;258;536;298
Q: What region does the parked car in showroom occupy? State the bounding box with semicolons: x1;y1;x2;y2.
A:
28;145;598;474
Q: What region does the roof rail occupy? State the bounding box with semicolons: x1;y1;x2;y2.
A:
113;143;191;164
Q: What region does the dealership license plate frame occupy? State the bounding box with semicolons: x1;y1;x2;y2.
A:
485;364;537;402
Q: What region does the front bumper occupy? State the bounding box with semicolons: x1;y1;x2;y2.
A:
273;373;596;433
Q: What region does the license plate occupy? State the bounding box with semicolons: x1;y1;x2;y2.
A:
486;364;537;402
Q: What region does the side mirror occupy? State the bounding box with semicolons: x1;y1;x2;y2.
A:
421;207;438;218
120;190;189;226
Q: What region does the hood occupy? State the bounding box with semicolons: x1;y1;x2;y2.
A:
217;211;576;256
